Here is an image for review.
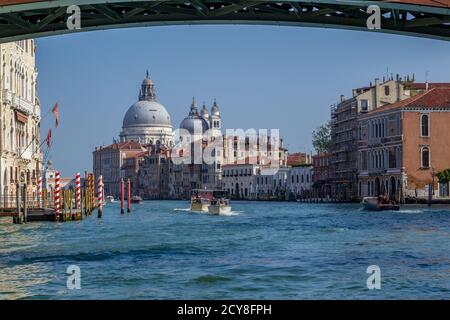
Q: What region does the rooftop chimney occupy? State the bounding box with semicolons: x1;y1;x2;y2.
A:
374;78;381;109
340;94;345;103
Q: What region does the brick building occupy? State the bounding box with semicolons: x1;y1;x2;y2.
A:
358;87;450;201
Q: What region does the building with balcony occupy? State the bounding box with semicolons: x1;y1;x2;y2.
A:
0;40;42;197
330;75;428;201
358;86;450;201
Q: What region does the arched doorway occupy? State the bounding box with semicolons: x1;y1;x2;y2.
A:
235;183;240;199
390;176;396;198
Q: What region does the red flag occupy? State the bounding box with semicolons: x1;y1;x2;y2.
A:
45;129;52;147
52;103;59;128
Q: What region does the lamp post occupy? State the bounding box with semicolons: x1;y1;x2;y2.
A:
428;167;435;207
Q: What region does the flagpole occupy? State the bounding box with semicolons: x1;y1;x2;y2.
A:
17;131;51;160
41;102;58;123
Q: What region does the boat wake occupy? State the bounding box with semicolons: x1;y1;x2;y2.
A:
397;209;424;214
226;211;243;216
173;208;191;212
172;208;242;216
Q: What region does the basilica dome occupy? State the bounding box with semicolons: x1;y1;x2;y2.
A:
120;73;174;146
123;100;171;128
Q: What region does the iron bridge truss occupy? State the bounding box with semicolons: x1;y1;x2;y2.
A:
0;0;449;43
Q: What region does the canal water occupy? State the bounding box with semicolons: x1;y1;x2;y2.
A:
0;201;449;299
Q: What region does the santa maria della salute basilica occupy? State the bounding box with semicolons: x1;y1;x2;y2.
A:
94;72;286;199
93;72;235;200
119;72;221;147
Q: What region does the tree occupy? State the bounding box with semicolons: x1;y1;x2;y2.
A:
312;122;331;154
436;169;450;184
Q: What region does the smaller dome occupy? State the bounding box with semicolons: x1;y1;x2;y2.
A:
200;104;209;118
180;116;209;134
211;99;220;116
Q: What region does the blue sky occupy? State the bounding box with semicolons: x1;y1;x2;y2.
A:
36;25;450;177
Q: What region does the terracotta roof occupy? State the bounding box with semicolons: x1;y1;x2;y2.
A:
96;140;144;152
287;152;309;166
407;82;450;90
369;87;450;114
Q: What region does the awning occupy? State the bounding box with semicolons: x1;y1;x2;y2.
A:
15;111;28;123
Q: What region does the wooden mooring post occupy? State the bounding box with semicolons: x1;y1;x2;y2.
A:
120;178;124;214
23;184;27;223
127;178;131;213
13;183;22;224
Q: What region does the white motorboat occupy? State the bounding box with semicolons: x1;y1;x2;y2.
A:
190;189;231;214
190;189;212;212
106;196;115;203
208;198;232;216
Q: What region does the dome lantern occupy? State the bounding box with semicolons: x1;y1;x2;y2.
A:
139;70;156;101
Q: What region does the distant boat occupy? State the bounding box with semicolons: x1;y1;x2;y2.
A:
190;189;212;212
131;196;142;204
106;196;115;203
190;189;232;214
362;197;400;211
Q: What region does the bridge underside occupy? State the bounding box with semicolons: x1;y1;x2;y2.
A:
0;1;449;42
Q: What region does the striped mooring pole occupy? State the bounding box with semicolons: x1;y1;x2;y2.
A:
37;176;42;207
54;171;61;215
75;172;81;210
97;175;103;218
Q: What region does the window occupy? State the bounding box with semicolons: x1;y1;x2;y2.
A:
360;99;369;112
384;85;390;96
439;182;449;198
421;147;430;168
388;148;397;169
421;114;429;137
